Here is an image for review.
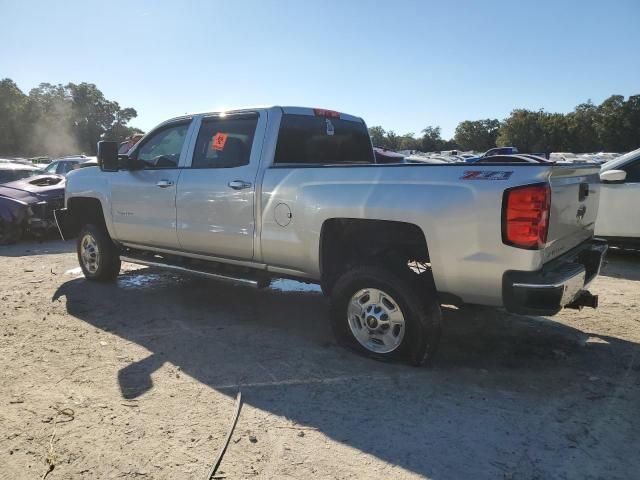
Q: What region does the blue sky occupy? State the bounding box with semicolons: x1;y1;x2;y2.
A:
1;0;638;138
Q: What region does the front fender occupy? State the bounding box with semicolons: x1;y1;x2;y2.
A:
65;168;116;239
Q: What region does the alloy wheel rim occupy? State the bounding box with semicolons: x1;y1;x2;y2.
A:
80;234;100;274
347;288;406;354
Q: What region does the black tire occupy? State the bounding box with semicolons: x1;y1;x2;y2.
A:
330;265;442;366
77;223;121;281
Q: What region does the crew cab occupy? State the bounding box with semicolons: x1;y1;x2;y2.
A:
57;106;607;365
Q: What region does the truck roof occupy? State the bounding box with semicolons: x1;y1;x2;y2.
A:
160;106;364;127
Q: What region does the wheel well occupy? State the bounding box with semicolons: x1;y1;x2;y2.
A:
320;218;430;292
66;197;106;237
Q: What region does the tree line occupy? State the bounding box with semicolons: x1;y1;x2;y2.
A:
1;78;637;157
369;94;640;154
0;78;142;158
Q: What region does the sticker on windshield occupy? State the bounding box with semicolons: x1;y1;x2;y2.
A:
325;119;335;136
212;133;228;151
461;170;513;180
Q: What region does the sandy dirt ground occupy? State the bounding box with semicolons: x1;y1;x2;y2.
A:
0;239;639;480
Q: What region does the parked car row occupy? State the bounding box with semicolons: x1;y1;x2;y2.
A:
369;145;639;247
1;141;638;249
0;160;44;184
0;155;96;244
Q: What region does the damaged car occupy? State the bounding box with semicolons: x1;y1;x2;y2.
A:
0;174;65;244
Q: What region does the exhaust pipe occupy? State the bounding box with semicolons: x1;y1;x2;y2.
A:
565;291;598;310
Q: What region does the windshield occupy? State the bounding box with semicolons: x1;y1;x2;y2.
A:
0;169;39;184
601;147;640;171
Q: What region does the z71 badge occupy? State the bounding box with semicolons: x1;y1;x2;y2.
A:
461;171;513;180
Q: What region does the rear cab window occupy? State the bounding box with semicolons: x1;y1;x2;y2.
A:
274;112;374;165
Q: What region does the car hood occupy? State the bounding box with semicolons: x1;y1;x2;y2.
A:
0;174;66;204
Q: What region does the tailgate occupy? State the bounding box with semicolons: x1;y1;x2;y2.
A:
543;164;601;263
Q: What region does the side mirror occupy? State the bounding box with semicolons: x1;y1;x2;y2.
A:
600;169;627;183
97;141;119;172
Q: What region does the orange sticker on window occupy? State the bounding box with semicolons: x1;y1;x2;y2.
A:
212;133;228;151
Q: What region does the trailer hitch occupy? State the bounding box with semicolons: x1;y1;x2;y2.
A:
565;290;598;310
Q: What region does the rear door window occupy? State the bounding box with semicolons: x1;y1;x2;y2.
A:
274;114;374;165
191;114;258;169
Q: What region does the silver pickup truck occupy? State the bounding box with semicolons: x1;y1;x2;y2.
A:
57;106;607;365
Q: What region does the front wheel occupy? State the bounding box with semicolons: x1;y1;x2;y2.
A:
329;266;442;365
77;224;121;281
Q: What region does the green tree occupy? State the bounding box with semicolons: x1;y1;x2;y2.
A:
566;101;600;152
368;126;387;147
540;113;570;152
397;133;420;151
420;126;443;151
454;119;500;151
496;109;546;152
384;130;400;150
622;95;640;151
594;95;627;151
0;79;29;155
0;78;141;157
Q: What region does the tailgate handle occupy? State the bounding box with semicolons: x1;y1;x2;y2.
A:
579;183;589;202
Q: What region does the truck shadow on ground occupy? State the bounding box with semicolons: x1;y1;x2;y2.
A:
52;260;640;479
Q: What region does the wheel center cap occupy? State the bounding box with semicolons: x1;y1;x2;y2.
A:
366;316;378;329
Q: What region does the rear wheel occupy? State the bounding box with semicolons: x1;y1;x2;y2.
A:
330;265;441;365
77;224;121;281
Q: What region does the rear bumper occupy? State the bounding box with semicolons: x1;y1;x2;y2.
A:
503;238;607;316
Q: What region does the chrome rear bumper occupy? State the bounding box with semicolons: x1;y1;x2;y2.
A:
503;239;607;316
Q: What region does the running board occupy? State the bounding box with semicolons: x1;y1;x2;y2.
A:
120;254;269;288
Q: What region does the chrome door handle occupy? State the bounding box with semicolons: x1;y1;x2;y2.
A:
156;180;174;188
228;180;252;190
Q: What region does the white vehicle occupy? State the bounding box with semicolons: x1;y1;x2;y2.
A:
43;155;94;176
596;147;640;245
0;161;43;184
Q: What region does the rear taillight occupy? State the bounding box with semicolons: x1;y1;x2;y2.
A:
502;183;551;249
